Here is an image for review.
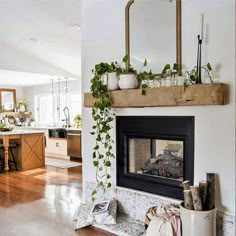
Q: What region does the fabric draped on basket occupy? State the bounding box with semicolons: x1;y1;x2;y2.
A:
145;205;181;236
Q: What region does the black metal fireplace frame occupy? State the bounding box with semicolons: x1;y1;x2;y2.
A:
116;116;194;199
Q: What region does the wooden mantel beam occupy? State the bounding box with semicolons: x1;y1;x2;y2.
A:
84;83;229;108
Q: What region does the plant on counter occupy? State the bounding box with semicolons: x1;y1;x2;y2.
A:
73;114;82;128
90;62;116;202
184;63;213;86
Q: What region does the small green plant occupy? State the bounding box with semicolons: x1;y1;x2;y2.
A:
73;114;82;128
162;63;179;81
122;55;156;95
17;100;27;107
90;62;115;202
0;105;4;113
121;55;137;74
92;61;122;77
185;63;213;86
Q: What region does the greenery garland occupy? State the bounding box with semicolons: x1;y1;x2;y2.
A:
90;62;116;202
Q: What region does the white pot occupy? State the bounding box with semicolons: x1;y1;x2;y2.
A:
19;105;26;112
180;202;216;236
102;72;119;91
107;72;119;91
118;74;138;90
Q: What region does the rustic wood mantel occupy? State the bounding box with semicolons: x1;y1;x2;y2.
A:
84;83;228;108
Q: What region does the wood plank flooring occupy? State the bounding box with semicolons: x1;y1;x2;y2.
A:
0;166;115;236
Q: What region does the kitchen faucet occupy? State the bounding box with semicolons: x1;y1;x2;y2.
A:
62;106;71;128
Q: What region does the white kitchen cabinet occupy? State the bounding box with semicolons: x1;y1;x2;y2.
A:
45;137;68;159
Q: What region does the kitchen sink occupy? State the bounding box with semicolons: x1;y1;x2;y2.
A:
48;128;67;138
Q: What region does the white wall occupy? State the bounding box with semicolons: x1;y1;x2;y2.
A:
81;0;235;214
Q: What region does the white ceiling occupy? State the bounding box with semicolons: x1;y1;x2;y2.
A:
0;0;81;87
0;69;77;87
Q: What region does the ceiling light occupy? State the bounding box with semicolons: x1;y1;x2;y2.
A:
29;38;40;43
71;25;81;31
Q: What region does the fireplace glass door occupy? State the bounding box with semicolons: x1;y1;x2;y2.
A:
128;138;184;182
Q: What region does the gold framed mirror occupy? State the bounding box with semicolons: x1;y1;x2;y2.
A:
125;0;182;75
0;88;16;112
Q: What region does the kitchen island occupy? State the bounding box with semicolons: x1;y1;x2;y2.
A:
0;129;45;172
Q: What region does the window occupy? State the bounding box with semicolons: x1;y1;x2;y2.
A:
59;92;82;124
35;92;81;126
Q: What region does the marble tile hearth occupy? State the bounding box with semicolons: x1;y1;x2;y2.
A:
85;182;235;236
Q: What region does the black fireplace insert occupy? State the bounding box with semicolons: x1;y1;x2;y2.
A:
116;116;194;199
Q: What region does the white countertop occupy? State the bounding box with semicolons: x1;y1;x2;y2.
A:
16;126;82;131
0;129;45;135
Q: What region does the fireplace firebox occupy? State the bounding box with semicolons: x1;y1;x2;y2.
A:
116;116;194;199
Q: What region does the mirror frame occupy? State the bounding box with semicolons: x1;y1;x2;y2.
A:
0;88;16;112
125;0;182;75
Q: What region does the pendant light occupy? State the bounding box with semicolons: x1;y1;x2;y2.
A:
65;77;68;94
50;79;54;95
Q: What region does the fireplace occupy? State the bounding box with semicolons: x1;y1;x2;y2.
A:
116;116;194;199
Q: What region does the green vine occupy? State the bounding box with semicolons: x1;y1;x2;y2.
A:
184;63;213;86
90;62;116;202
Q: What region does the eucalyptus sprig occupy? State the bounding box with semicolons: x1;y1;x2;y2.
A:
90;62;115;202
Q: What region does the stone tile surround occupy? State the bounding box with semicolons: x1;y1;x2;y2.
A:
85;181;235;236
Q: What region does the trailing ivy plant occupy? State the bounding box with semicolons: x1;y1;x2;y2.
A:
90;61;116;202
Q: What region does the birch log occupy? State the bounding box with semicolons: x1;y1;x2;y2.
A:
182;180;191;190
190;186;203;211
206;173;215;210
183;190;194;210
199;180;208;210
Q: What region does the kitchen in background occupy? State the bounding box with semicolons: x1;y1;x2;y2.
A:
0;78;82;161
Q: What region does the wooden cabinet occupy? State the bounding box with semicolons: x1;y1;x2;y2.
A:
20;133;45;170
45;138;68;158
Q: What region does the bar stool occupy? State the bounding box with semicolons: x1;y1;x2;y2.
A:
0;144;18;173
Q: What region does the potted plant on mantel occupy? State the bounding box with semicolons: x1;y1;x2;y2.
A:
118;55;138;90
185;63;213;86
92;61;122;91
119;55;156;95
162;63;179;86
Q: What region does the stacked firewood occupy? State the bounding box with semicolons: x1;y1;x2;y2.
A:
182;173;215;211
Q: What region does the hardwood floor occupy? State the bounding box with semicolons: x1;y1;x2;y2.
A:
0;166;115;236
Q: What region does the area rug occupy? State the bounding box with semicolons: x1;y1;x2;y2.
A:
45;157;82;169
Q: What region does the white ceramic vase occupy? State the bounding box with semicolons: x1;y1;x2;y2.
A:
107;72;119;91
180;202;216;236
102;72;119;91
118;74;138;90
19;105;26;112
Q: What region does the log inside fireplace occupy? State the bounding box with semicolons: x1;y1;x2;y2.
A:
116;116;194;199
